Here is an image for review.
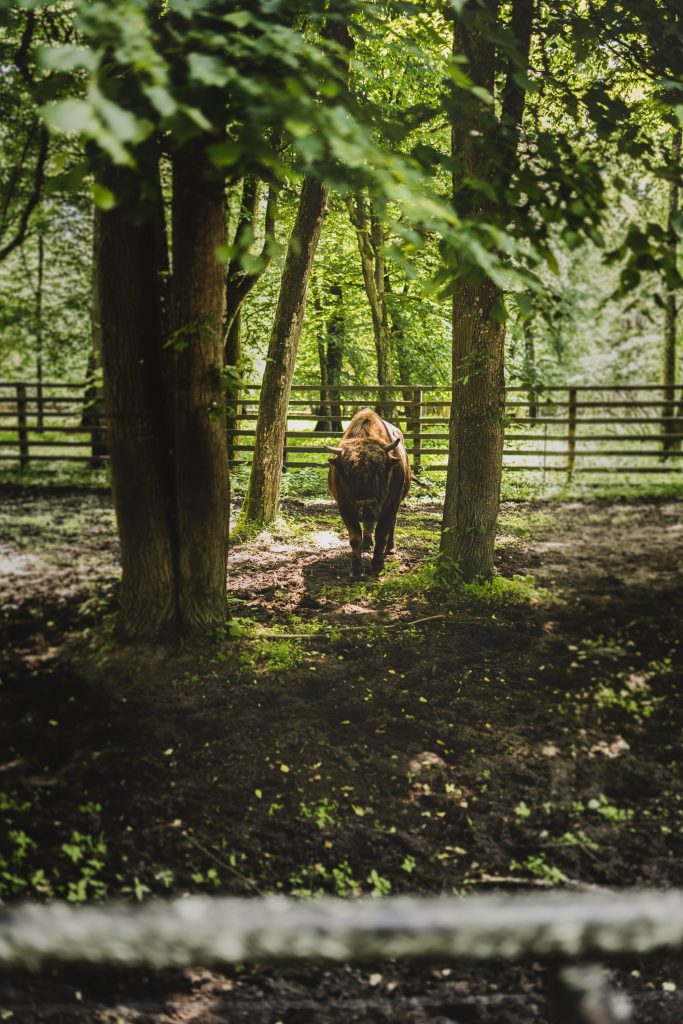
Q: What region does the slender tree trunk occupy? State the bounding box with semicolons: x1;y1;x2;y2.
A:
168;145;229;630
237;176;329;529
35;230;44;431
326;283;344;432
223;168;279;463
523;327;538;419
348;193;395;418
97;163;177;640
661;128;681;457
313;291;331;432
385;273;415;434
225;310;242;462
82;210;107;463
313;282;344;432
441;0;532;580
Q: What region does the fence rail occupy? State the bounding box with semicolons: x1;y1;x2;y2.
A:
1;891;681;1022
1;381;683;478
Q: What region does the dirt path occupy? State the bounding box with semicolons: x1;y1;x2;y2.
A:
0;488;682;1022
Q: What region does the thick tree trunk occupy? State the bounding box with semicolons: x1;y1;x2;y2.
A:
169;146;229;631
97;164;177;640
348;193;395;418
440;0;531;580
441;279;506;579
238;176;329;529
661;128;681;457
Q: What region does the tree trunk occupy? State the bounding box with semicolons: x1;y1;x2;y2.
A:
385;273;415;435
82;209;107;464
225;309;242;463
441;279;506;579
523;327;538;419
314;282;344;432
313;290;331;432
97;163;177;640
661;127;681;457
35;230;44;431
168;145;229;631
441;0;532;580
325;283;344;432
348;193;395;418
237;175;329;529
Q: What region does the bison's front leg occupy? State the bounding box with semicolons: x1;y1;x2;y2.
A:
361;522;375;551
339;506;363;578
371;510;397;575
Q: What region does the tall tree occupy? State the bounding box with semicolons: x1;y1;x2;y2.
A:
661;127;681;456
313;279;344;433
224;166;278;462
237;174;330;529
347;192;395;417
237;13;353;531
440;0;533;581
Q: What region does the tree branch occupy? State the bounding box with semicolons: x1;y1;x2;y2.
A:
0;126;49;264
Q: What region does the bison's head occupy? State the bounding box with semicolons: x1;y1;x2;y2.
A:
326;438;401;521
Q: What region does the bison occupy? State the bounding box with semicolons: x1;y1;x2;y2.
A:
326;408;410;577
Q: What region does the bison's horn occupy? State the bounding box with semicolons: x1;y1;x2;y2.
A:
383;438;401;453
325;445;343;455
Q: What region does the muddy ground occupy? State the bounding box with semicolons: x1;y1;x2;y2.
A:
0;486;682;1022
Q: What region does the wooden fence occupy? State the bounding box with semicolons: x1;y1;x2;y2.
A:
2;890;683;1021
1;380;683;478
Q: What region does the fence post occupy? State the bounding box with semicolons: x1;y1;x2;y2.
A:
16;382;29;470
412;385;423;476
567;387;577;480
35;377;44;432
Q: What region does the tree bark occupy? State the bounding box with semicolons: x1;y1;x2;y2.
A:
224;167;279;464
35;229;44;431
168;145;229;631
237;175;329;529
313;290;331;432
661;127;681;456
440;0;533;580
348;192;395;418
82;210;107;463
385;273;416;435
225;310;242;463
97;163;177;640
315;282;344;432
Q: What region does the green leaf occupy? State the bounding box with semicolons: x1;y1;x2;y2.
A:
91;183;116;210
207;141;244;167
36;44;97;72
143;85;177;118
90;88;152;144
490;295;508;323
222;10;252;28
294;134;323;162
188;53;230;87
41;98;97;134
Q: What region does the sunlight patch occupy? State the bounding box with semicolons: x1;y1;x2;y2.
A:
0;547;42;576
311;530;344;550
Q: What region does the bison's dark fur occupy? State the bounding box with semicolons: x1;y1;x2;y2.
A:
327;408;410;577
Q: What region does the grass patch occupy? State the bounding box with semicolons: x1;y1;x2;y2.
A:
328;559;556;610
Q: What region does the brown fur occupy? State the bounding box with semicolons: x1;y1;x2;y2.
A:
328;409;410;577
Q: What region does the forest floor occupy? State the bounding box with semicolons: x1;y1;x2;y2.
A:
0;485;682;1023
